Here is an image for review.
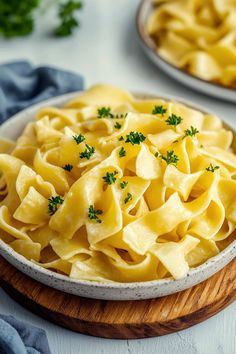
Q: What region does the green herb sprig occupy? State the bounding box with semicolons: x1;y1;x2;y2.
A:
124;192;132;204
0;0;39;38
48;196;64;216
114;122;121;130
125;132;146;145
55;1;83;37
73;134;85;145
119;147;126;157
184;126;199;138
165;114;183;127
162;150;179;166
115;113;128;119
0;1;83;39
79;144;95;160
63;164;73;172
152;105;167;116
120;181;128;189
88;205;103;223
97;107;127;120
97;107;113;118
154;152;161;158
102;171;118;185
206;164;220;173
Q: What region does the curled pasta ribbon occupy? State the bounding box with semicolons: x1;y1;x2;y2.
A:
147;0;236;88
0;84;235;282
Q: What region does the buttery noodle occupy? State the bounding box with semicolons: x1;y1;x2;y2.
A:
147;0;236;88
0;84;235;282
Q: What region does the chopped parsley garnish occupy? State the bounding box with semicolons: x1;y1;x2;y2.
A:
79;144;95;160
88;205;103;223
102;171;118;185
97;108;127;119
48;196;64;216
184;126;199;138
115;113;128;118
118;136;124;141
206;164;220;173
162;150;179;166
120;181;128;189
165;114;183;127
72;134;85;144
119;147;126;157
155;152;161;158
63;164;73;172
0;0;83;39
114;122;121;130
124;192;132;204
97;106;113;118
125;131;146;145
152;105;167;116
55;1;83;37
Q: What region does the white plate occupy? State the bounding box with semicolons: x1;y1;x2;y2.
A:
136;0;236;103
0;92;235;300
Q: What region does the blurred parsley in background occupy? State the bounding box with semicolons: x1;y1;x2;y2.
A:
0;0;83;38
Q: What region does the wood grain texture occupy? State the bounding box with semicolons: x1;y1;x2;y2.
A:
0;256;235;339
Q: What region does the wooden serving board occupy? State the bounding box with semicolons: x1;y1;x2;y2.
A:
0;255;235;339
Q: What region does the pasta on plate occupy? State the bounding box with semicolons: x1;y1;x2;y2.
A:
0;84;236;282
147;0;236;88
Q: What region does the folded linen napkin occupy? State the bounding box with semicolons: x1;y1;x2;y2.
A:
0;60;84;353
0;60;84;123
0;315;51;354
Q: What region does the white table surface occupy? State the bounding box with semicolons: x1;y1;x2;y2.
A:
0;1;235;353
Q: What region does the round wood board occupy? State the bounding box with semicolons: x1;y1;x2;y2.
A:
0;256;235;339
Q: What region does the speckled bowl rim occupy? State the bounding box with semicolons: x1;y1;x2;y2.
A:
0;90;235;291
136;0;236;99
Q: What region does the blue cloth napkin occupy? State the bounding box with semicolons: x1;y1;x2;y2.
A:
0;315;51;354
0;60;84;353
0;60;84;123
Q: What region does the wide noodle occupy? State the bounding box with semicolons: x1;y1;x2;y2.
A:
147;0;236;88
0;84;235;282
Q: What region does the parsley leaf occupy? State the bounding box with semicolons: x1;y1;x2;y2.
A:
79;144;95;160
118;136;124;141
125;132;146;145
114;122;121;130
102;171;118;185
0;1;83;38
154;152;161;158
119;147;126;157
120;181;128;189
97;107;113;118
63;164;73;172
152;105;167;116
73;134;85;144
115;113;128;119
0;0;39;38
184;126;199;138
48;196;64;216
165;114;183;127
162;150;179;166
206;164;220;172
124;192;132;204
88;205;103;223
55;1;83;37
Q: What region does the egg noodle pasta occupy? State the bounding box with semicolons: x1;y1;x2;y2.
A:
147;0;236;88
0;84;235;282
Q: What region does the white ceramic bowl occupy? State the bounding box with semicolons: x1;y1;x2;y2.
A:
136;0;236;103
0;92;235;300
